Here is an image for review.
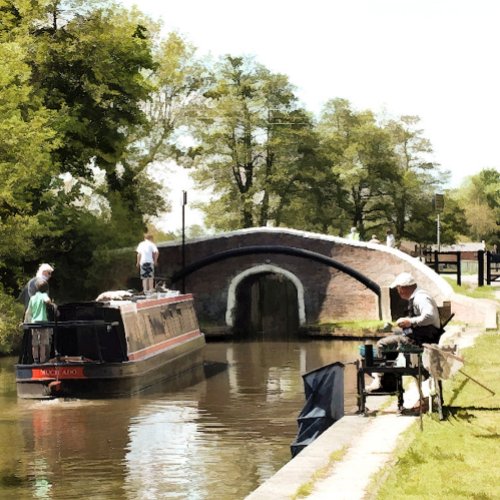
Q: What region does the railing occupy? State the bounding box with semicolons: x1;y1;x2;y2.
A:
423;250;461;285
422;249;499;286
485;251;500;285
19;320;124;365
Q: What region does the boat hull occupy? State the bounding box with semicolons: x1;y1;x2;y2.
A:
16;293;206;399
16;335;205;399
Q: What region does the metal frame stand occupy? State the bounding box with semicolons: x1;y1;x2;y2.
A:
357;347;445;423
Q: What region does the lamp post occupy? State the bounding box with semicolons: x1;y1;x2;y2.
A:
434;193;444;252
181;190;187;294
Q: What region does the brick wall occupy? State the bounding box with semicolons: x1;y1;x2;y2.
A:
152;228;453;332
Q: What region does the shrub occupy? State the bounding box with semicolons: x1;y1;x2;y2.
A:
0;286;24;355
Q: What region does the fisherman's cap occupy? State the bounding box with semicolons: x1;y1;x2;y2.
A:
38;263;54;273
390;272;416;288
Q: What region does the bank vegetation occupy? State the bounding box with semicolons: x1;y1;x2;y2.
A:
375;332;500;499
1;0;499;353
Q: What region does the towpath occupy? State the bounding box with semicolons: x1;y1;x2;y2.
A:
246;325;487;500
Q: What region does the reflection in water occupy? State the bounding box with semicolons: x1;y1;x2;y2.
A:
20;398;135;499
0;339;362;499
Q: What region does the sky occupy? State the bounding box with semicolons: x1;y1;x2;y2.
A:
120;0;500;230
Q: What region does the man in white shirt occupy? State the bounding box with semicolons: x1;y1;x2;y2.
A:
386;229;396;248
136;234;159;293
18;263;54;311
347;227;360;241
367;272;442;392
389;273;441;338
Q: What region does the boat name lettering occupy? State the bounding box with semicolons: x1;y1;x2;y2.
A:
33;367;86;379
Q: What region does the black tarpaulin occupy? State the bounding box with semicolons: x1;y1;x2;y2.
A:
290;362;344;458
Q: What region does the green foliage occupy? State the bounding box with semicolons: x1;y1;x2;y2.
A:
28;1;155;180
0;37;60;290
189;55;320;230
452;168;500;243
0;284;23;354
132;31;208;167
17;0;163;240
0;0;165;300
443;277;498;301
86;247;137;297
405;193;467;245
376;333;500;500
317;99;399;238
0;0;497;350
0;1;179;352
0;41;59;209
385;115;455;242
118;31;210;223
37;195;143;302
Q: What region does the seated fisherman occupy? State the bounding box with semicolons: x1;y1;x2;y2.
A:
367;272;441;392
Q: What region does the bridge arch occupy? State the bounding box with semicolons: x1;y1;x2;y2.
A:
156;227;453;335
226;264;306;327
170;245;380;296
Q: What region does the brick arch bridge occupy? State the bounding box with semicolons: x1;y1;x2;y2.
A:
156;227;452;336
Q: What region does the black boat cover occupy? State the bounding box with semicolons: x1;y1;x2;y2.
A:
290;361;344;457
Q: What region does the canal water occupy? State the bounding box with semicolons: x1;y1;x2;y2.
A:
0;338;363;499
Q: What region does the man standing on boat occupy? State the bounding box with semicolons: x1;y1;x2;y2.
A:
18;263;54;310
136;233;159;293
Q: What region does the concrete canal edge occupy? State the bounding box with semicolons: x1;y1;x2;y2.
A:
246;323;495;500
246;409;417;500
245;415;367;500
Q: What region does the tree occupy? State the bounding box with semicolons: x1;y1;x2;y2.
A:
0;20;62;351
384;115;449;241
188;55;318;230
120;32;210;227
405;194;467;245
268;126;337;232
32;1;155;172
453;168;500;242
0;0;161;301
0;38;59;287
317;98;398;238
24;0;157;232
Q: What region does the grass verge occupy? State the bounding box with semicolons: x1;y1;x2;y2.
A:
375;333;500;499
444;277;499;301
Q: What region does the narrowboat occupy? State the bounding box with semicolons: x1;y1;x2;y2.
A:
16;292;206;399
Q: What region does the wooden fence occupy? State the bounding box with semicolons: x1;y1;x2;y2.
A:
423;250;499;286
